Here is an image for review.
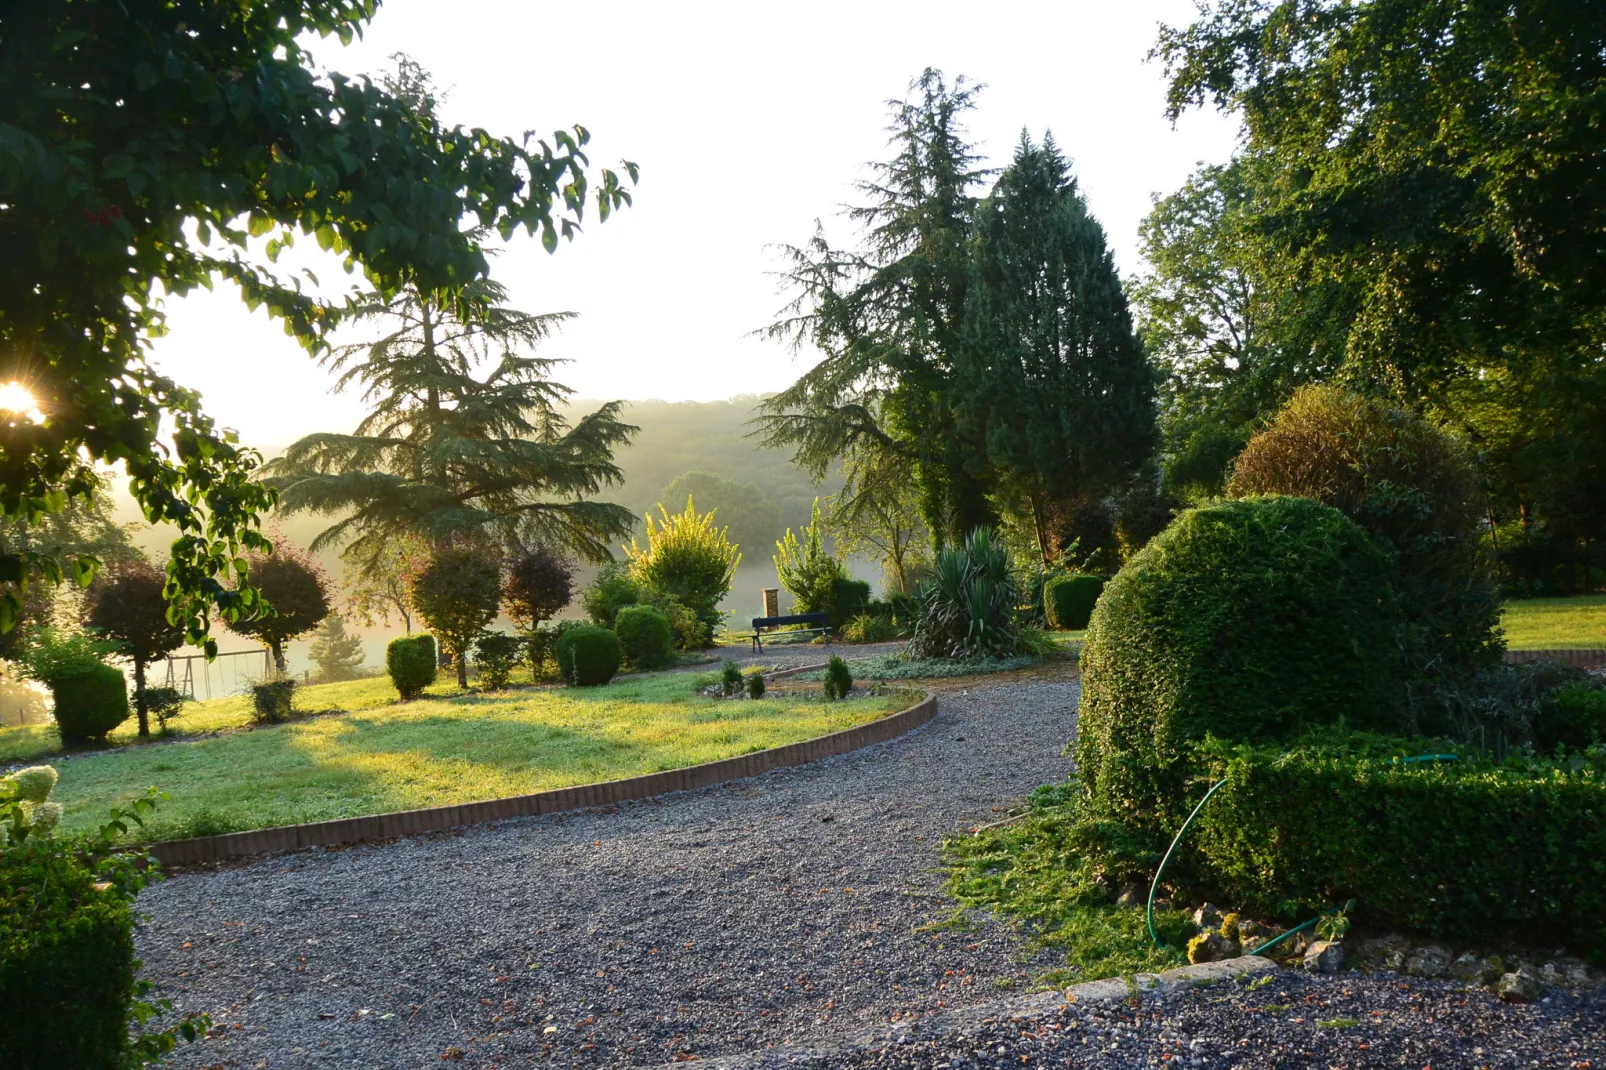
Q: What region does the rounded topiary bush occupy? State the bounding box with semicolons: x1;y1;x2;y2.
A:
555;626;622;687
613;605;673;669
50;662;130;744
386;634;438;700
1075;495;1403;839
1044;573;1105;630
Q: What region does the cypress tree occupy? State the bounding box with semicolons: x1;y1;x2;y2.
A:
958;133;1157;562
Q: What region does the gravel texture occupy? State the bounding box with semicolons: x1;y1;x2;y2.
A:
136;678;1077;1068
718;968;1606;1069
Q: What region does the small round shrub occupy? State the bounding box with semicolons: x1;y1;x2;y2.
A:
1075;496;1403;840
614;605;673;669
555;626;622;687
745;670;766;699
474;632;523;690
822;655;853;700
249;679;295;725
1044;573;1105;630
720;659;742;695
50;662;130;744
386;634;438;700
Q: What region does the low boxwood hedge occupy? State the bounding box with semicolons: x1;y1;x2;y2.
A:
1190;738;1606;959
1044;573;1104;631
555;626;622;686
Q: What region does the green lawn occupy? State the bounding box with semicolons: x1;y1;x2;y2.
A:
1500;594;1606;649
28;671;909;843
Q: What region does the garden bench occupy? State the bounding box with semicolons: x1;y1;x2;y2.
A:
749;612;831;652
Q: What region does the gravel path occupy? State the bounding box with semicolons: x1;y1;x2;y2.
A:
136;679;1077;1068
721;969;1606;1069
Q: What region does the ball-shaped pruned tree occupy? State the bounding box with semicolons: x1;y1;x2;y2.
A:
85;558;186;736
410;544;501;689
1227;385;1502;727
226;537;331;673
1075;496;1402;844
503;544;574;637
624;497;740;641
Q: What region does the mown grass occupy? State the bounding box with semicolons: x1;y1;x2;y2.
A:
944;796;1192;985
32;670;910;842
1501;594;1606;649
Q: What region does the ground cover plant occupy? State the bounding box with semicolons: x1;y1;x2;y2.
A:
1501;594;1606;649
35;672;910;842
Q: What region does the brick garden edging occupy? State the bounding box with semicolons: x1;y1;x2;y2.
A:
1504;648;1606;668
148;691;936;868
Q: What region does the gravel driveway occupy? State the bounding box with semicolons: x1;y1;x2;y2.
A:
136;679;1078;1068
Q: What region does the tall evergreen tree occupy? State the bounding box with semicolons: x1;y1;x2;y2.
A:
957;134;1157;562
756;69;995;548
266;270;636;573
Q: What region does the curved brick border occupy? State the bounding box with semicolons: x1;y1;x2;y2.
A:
1504;648;1605;668
148;692;936;868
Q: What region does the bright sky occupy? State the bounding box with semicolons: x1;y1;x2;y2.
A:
147;0;1240;451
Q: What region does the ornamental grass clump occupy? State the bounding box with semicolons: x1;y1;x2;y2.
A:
909;528;1030;659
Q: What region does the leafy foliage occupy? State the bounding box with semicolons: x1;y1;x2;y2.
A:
138;687;187;734
821;655;854;701
409;546;501;689
956;134;1156;561
386;634;437;700
49;661;130;746
473;632;522;690
1043;573;1104;631
1075;497;1403;842
502;546;574;631
249;679;296;725
624;498;740;638
613;605;673;670
773;499;846;615
307;616;365;684
826;453;929;594
554;626;621;687
658;473;784;559
909;528;1031;659
1;7;632;647
225;536;331;671
1;789;206;1068
1191;737;1606;957
1228;386;1502;723
85;559;184;737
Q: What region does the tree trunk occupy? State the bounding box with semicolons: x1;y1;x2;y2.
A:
456;644;469;689
134;657;149;737
270;639;287;674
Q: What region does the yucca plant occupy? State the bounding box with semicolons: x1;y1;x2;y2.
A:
909;528;1028;659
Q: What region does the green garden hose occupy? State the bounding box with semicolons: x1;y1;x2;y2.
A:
1145;755;1458;952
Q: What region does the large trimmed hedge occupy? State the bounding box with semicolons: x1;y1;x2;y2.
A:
1044;573;1104;630
555;626;622;687
50;662;130;744
1191;739;1606;959
0;839;137;1068
1076;496;1403;838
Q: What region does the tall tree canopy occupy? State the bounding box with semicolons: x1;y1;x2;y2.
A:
956;133;1156;561
0;6;635;650
266;269;637;569
756;69;995;547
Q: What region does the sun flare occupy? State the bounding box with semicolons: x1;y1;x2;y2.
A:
0;381;43;422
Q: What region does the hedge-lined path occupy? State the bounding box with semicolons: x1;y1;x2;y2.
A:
135;679;1078;1068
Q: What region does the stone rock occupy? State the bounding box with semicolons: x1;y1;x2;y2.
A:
1115;884;1143;908
1557;961;1594;987
1497;969;1545;1003
1448;952;1493;984
1405;944;1453;979
1192;903;1224;931
1188;931;1241;964
1358;934;1410;971
1304;940;1344;974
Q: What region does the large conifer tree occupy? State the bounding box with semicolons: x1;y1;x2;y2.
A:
756;69;995;548
957;134;1156;561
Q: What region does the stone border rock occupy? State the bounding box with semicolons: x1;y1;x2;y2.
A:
147;691;936;868
1504;648;1605;668
685;956;1280;1068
